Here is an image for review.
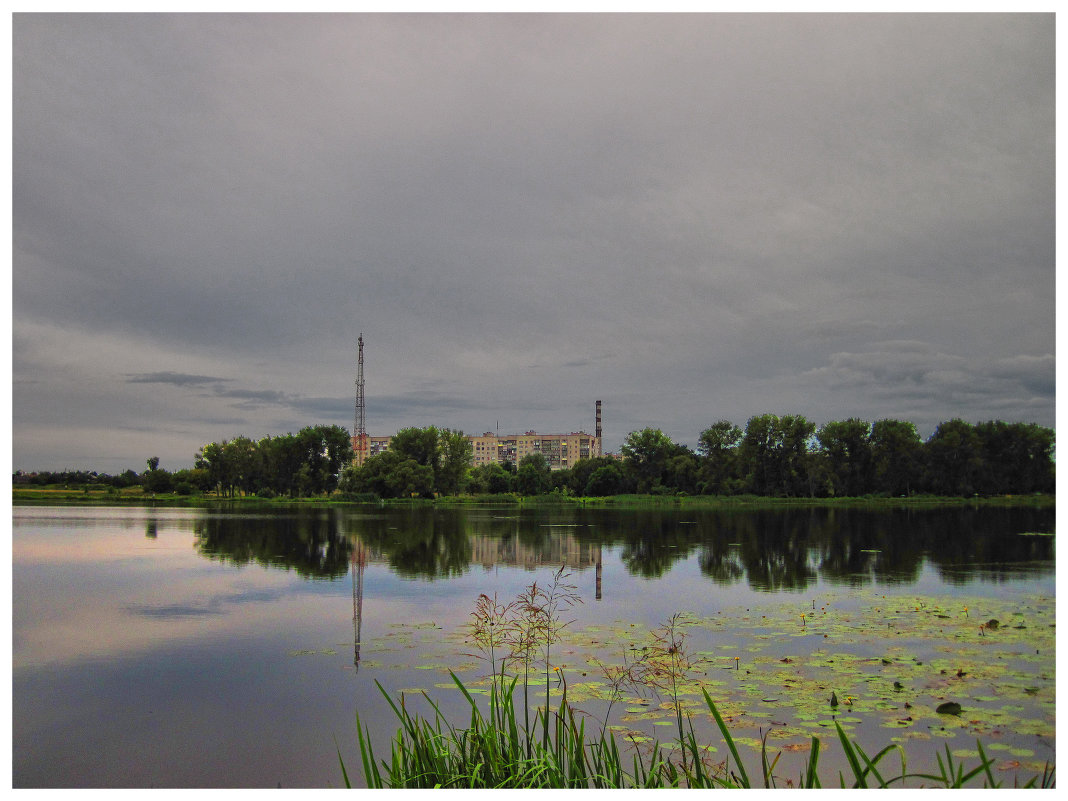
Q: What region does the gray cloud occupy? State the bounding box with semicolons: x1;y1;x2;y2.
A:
11;13;1054;471
127;372;232;387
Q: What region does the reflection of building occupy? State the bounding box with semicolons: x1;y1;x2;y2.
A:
468;533;602;572
352;401;604;470
349;530;603;604
346;529;601;588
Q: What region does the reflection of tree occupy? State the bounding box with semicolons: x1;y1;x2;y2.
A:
687;505;1053;591
353;508;472;579
189;503;1054;590
734;511;818;591
617;510;701;578
697;541;744;585
193;507;353;578
915;506;1056;585
814;509;923;586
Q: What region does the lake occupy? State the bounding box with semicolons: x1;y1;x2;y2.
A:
11;502;1055;788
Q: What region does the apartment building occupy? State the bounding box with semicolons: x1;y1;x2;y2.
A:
472;431;601;470
353;430;601;470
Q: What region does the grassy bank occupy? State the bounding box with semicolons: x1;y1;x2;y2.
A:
519;493;1056;510
12;485;1054;510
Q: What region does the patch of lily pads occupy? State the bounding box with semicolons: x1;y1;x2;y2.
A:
334;590;1054;777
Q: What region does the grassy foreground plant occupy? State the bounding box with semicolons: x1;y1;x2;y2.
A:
342;675;1053;789
340;572;1055;789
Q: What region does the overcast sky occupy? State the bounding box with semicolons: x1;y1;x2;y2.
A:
12;12;1055;472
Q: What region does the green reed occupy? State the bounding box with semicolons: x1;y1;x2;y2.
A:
340;571;1055;789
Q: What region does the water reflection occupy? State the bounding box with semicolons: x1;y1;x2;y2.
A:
192;504;1054;592
352;540;366;671
194;510;354;578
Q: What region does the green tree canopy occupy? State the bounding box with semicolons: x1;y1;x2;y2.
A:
516;452;552;495
584;462;626;496
869;419;922;496
738;414;816;496
437;428;473;495
621;428;679;492
390;427;440;470
566;456;625;496
816;418;873;497
345;450;434;499
923;419;983;496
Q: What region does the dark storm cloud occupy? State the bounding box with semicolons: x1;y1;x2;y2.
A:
11;13;1055;470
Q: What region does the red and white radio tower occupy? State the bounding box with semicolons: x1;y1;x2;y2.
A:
353;333;367;465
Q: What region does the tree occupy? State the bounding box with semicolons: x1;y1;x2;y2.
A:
922;419;983;496
223;436;259;496
584;463;626;496
142;467;173;493
621;428;677;492
347;451;434;499
738;414;777;495
172;468;211;492
391;427;440;471
663;450;700;494
816;418;873;497
869;419;921;496
146;456;160;472
437;429;473;495
295;424;353;495
468;462;513;494
973;421;1055;495
738;414;815;496
778;415;816;497
697;421;742;494
566;456;624;496
259;434;302;497
195;441;230;496
516;453;551;495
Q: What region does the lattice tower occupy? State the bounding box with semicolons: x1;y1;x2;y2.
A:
354;333;367;465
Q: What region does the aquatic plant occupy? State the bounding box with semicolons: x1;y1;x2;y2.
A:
341;671;1054;789
341;574;1055;789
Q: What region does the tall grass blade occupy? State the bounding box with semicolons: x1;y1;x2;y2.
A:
336;743;352;789
701;687;751;787
976;740;999;788
834;720;868;788
803;735;822;788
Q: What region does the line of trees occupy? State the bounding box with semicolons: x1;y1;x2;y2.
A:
338;427;473;499
193;425;354;497
14;416;1054;501
15;424;356;498
615;416;1054;498
341;416;1054;499
13;456;212;496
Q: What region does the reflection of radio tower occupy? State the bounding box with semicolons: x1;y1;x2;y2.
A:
351;539;366;670
595;543;602;600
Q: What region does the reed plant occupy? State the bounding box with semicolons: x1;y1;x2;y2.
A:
340;570;1055;789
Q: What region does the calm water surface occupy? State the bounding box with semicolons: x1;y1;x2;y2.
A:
12;503;1055;787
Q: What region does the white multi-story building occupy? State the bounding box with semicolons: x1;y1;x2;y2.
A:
353;429;601;470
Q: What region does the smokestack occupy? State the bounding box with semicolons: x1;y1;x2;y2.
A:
596;399;602;440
